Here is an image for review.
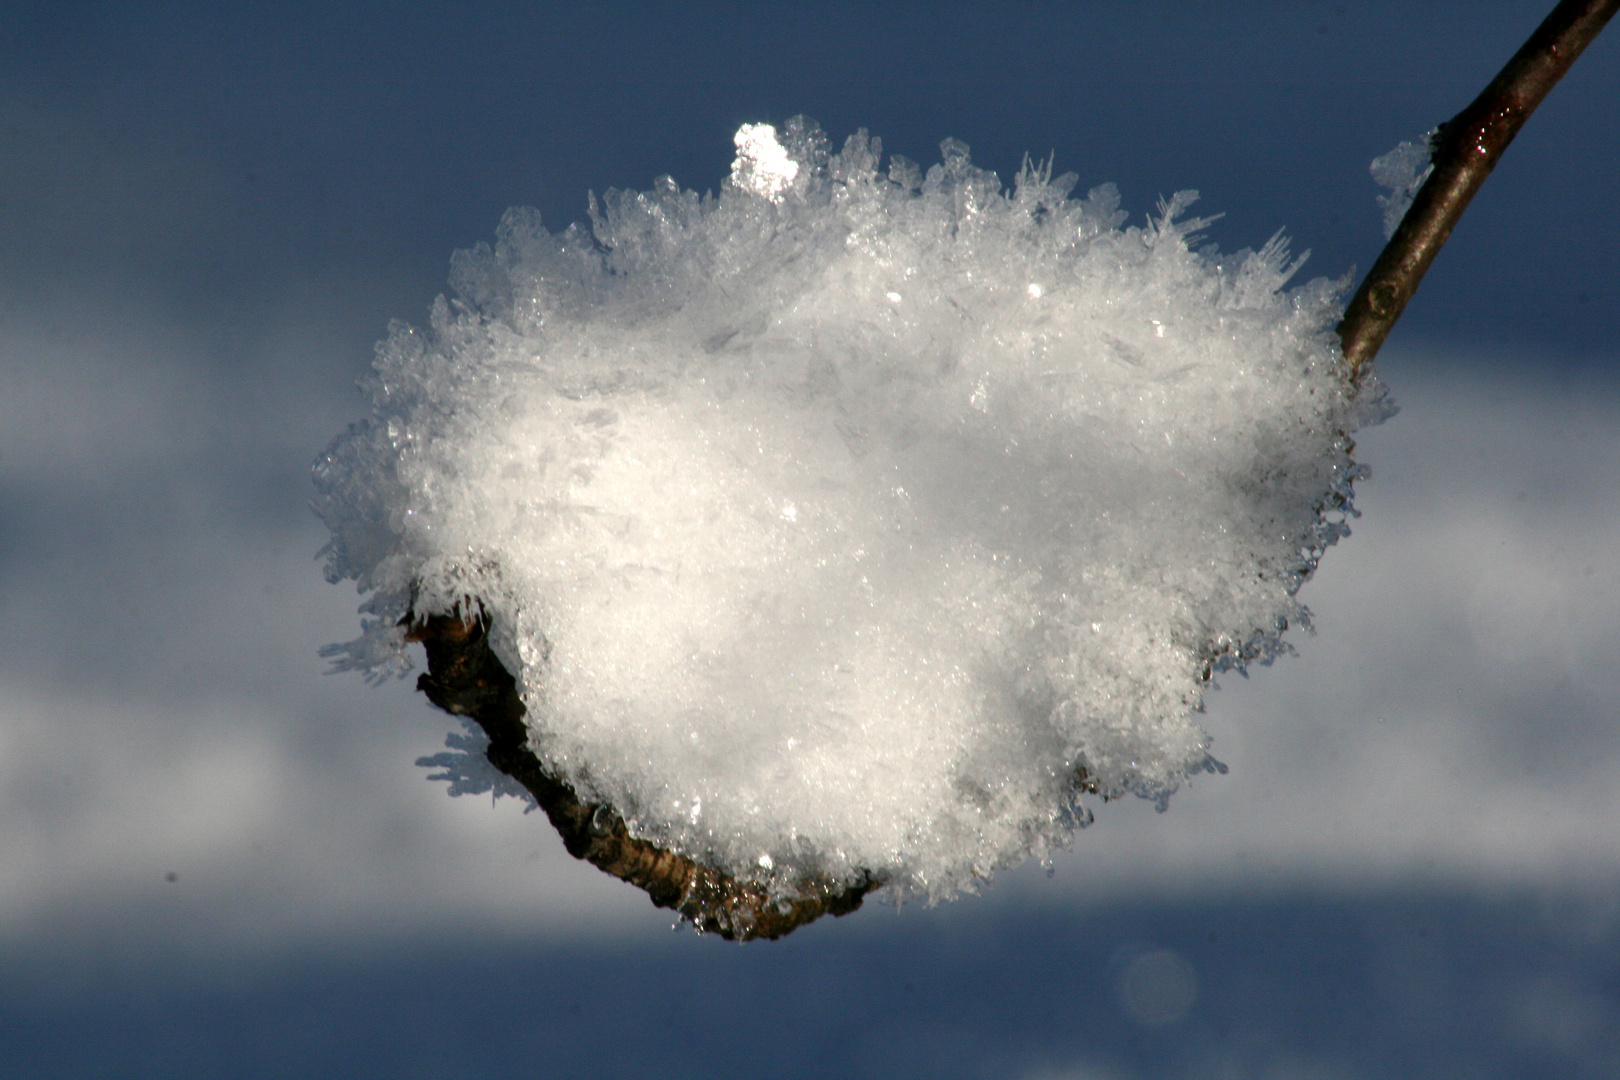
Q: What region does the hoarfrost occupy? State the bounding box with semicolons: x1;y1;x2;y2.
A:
416;719;537;808
314;118;1385;904
1371;134;1436;240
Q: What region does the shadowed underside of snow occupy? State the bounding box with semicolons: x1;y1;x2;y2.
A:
314;118;1383;905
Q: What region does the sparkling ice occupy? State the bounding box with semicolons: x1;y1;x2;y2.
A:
315;120;1385;904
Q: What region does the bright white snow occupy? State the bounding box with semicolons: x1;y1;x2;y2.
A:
731;122;800;202
314;119;1385;904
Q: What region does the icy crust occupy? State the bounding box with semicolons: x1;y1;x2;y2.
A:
314;118;1382;903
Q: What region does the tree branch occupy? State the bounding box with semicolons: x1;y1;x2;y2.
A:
1339;0;1618;381
406;610;879;941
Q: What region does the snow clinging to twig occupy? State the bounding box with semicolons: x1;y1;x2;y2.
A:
315;117;1386;905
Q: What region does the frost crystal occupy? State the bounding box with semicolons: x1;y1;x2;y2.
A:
1371;134;1436;240
314;118;1383;904
730;123;799;202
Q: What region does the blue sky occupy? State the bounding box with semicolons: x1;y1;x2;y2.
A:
2;3;1618;1076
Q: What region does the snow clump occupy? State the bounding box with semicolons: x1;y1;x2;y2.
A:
314;118;1385;904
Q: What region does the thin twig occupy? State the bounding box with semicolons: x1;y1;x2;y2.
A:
1339;0;1618;381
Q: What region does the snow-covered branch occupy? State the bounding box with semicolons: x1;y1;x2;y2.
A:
316;2;1615;940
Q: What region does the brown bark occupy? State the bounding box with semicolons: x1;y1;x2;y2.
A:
405;610;878;941
1339;0;1618;381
